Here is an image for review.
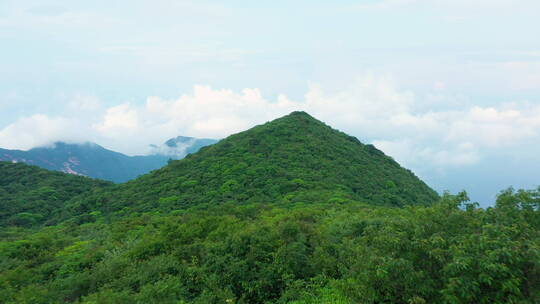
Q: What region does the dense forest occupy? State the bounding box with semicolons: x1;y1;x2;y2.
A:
0;162;111;227
1;112;539;303
55;111;438;225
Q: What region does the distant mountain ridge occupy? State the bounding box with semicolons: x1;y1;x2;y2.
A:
0;136;218;183
0;142;168;183
149;136;218;159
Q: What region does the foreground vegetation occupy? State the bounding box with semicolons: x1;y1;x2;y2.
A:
1;188;539;303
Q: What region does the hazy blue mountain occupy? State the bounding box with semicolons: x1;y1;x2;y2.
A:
0;142;168;183
149;136;219;159
0;137;218;183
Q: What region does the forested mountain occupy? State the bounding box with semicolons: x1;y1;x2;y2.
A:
0;136;217;183
0;112;539;303
60;111;438;222
0;162;111;227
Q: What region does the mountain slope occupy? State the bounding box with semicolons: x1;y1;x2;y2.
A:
69;111;439;218
0;162;111;227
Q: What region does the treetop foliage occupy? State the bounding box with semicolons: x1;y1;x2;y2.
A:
0;162;111;227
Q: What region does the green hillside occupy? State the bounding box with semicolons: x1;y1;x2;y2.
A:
0;112;539;303
0;162;111;227
64;111;438;221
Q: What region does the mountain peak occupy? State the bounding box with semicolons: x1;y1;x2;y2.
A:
274;111;318;125
286;110;313;118
223;111;351;149
165;136;196;147
83;112;439;216
43;141;104;151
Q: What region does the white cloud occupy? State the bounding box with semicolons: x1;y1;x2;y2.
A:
85;86;299;153
1;77;539;172
94;104;139;133
372;139;480;167
0;115;86;150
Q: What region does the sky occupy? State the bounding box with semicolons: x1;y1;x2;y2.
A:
1;0;539;206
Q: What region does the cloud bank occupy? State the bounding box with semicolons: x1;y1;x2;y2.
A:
1;76;538;169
